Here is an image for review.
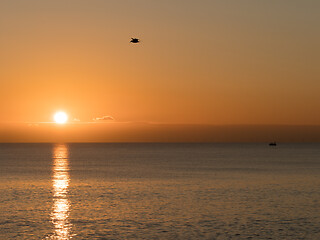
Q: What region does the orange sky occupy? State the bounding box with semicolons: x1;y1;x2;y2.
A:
0;0;319;142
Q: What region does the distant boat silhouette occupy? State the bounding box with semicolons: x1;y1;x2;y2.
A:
269;142;277;146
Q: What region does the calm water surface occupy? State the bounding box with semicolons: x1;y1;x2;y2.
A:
0;143;320;239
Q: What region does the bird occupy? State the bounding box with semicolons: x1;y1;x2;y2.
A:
130;38;140;43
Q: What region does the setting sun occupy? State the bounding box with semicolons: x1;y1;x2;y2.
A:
54;112;68;124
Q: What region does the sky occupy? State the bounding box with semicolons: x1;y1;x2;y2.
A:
0;0;319;142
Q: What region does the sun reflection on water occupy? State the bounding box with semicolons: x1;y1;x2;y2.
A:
50;144;73;239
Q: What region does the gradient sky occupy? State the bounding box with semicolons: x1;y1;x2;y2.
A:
0;0;319;141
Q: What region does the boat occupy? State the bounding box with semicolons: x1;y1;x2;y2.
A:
269;142;277;146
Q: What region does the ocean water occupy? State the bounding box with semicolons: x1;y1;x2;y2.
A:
0;143;319;240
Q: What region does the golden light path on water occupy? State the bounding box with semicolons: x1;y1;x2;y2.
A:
50;144;73;239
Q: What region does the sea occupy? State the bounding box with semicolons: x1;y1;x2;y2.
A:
0;143;319;240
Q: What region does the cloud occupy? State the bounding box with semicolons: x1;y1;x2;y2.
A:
93;116;115;121
28;123;39;127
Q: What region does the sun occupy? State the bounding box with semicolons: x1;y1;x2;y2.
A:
54;111;68;124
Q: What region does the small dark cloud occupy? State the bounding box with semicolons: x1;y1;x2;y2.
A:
93;116;115;121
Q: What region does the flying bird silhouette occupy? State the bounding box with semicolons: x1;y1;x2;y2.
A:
130;38;140;43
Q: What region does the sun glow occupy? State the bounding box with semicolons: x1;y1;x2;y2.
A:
54;112;68;124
